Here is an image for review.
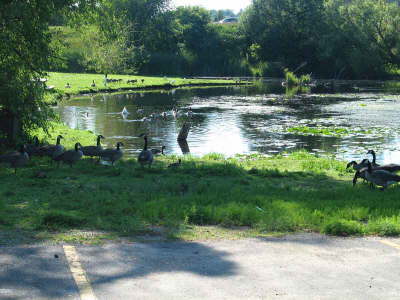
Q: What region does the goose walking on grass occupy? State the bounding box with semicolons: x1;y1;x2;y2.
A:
138;134;153;168
37;135;65;159
346;159;369;171
366;150;400;172
82;135;105;159
168;159;181;168
91;80;96;88
26;136;40;157
99;142;124;166
151;146;166;155
54;143;83;167
367;150;380;167
354;161;400;190
0;145;29;174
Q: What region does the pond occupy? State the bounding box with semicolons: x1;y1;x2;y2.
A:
56;80;400;164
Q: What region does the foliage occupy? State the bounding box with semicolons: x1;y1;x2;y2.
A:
0;0;98;144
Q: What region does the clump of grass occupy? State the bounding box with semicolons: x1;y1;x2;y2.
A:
38;210;85;230
284;69;312;86
285;69;300;86
323;219;365;236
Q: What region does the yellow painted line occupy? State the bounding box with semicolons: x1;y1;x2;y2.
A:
380;240;400;250
63;245;97;300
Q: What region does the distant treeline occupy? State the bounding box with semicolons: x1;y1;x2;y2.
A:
50;0;400;79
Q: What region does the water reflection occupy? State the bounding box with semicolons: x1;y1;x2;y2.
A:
56;81;400;164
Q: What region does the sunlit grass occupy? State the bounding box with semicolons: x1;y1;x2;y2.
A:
45;72;238;96
1;147;400;243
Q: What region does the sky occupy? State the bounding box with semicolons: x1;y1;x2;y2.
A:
172;0;252;13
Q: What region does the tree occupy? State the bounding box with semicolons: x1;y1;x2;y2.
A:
0;0;97;144
241;0;326;76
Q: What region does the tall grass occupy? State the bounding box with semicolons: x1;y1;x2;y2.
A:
284;69;312;86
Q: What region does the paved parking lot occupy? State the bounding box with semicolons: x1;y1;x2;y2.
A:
1;234;400;299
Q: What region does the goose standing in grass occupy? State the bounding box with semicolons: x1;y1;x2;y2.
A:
151;146;166;155
37;135;64;159
367;150;380;167
0;145;29;174
82;135;105;159
54;143;83;167
346;159;369;171
99;142;124;165
26;136;40;156
138;134;153;168
91;80;96;88
365;150;400;172
168;159;181;168
65;83;71;88
355;161;400;190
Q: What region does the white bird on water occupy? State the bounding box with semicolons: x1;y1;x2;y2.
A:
121;106;129;115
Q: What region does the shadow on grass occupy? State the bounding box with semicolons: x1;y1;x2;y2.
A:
1;153;400;243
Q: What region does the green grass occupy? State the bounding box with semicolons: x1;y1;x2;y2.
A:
287;126;372;137
45;72;239;96
2;141;400;244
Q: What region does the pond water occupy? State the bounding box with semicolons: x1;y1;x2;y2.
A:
56;80;400;164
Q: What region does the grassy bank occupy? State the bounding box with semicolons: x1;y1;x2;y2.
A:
2;132;400;244
45;72;241;97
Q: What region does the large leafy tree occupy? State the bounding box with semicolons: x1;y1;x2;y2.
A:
0;0;97;144
241;0;326;75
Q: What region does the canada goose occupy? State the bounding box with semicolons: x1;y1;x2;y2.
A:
141;79;145;84
168;159;181;168
0;145;29;174
151;146;166;155
26;136;40;156
138;134;153;167
346;159;369;171
65;83;71;88
121;106;129;115
54;142;83;167
365;150;400;172
37;135;65;158
172;108;178;118
367;150;380;167
91;80;96;88
359;161;400;190
82;135;105;158
186;108;193;117
99;142;124;165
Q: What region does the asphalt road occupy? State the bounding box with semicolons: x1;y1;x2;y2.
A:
1;234;400;299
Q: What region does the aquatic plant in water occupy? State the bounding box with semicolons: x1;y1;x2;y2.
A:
287;126;372;137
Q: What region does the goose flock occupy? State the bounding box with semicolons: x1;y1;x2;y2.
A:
120;106;193;122
0;134;176;174
347;150;400;190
